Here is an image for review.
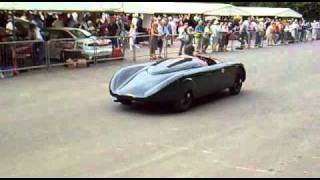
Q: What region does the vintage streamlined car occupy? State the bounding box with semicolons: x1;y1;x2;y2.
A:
109;55;246;112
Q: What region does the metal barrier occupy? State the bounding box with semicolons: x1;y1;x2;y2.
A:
0;40;46;77
1;28;320;79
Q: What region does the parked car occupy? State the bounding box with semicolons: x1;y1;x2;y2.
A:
6;18;37;67
109;55;246;112
44;28;113;61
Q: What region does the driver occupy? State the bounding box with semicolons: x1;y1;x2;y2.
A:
180;39;208;66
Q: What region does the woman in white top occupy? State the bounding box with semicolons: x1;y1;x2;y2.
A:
265;23;274;46
311;20;318;40
129;24;139;51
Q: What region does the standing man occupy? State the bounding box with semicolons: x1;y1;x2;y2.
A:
248;17;257;48
177;22;188;56
255;18;264;48
311;20;318;41
210;19;220;52
201;20;212;54
168;17;177;46
194;20;204;52
157;18;170;59
107;17;119;48
52;14;64;28
239;17;250;49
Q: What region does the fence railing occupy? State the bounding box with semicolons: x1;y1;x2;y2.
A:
1;28;320;78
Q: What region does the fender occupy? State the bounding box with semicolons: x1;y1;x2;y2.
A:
181;77;199;98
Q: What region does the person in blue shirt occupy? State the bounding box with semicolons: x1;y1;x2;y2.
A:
194;20;204;52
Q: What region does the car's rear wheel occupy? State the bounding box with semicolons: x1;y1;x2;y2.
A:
173;91;193;112
229;75;242;95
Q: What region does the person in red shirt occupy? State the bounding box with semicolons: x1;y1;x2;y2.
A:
271;22;278;44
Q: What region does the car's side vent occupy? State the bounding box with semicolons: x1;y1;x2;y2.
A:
167;58;193;68
152;58;170;66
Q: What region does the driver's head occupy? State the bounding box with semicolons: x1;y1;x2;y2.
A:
184;43;195;56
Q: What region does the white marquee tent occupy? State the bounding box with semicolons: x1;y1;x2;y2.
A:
203;4;251;16
0;2;303;18
238;7;303;18
0;2;123;12
121;2;231;15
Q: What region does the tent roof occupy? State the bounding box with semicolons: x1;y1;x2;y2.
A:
0;2;123;12
204;4;251;16
0;2;303;18
238;7;302;18
122;2;230;14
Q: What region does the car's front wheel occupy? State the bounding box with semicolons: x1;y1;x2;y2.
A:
173;91;193;112
229;75;242;95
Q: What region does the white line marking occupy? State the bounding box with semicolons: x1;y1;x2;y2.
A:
202;150;212;154
145;142;154;146
255;169;270;173
169;128;180;131
235;166;271;174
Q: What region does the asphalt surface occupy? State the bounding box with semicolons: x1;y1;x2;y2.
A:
0;40;320;177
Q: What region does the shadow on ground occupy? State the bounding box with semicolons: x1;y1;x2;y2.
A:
115;89;255;116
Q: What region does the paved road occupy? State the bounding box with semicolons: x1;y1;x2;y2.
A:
0;41;320;177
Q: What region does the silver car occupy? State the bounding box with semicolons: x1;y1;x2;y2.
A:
45;28;113;60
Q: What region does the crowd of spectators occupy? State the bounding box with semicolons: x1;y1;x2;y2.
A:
1;10;320;76
148;14;320;59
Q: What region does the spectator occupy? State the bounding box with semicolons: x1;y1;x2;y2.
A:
116;15;126;48
87;20;96;35
177;22;188;56
283;21;290;44
132;14;139;31
168;16;177;46
26;13;44;41
129;24;139;51
52;14;64;28
188;15;197;28
305;21;312;41
293;19;299;42
266;22;274;46
239;17;250;49
33;13;44;30
210;20;220;52
255;18;264;47
311;20;318;40
45;13;55;28
271;21;279;45
149;22;160;60
194;20;204;52
246;17;255;48
115;16;122;43
97;19;108;37
0;21;13;78
157;18;170;59
78;15;89;31
274;19;282;45
28;23;44;66
218;21;229;52
136;14;143;33
107;17;119;48
184;26;195;56
201;20;212;53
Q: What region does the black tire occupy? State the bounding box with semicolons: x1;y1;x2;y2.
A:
173;91;193;112
120;100;132;106
229;75;243;95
